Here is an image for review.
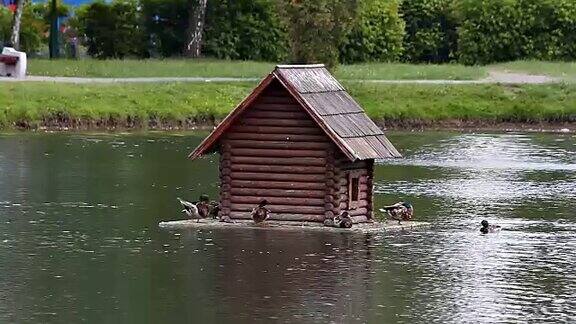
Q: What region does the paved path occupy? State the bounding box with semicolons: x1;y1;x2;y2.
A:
0;70;564;84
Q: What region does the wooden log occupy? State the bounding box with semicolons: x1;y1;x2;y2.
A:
229;211;324;222
351;215;368;224
231;148;327;158
230;172;326;182
325;211;334;219
226;132;328;143
243;110;310;120
230;204;325;214
230;156;326;166
231;164;325;174
256;96;297;105
349;208;368;217
251;103;300;111
230;125;323;135
231;180;325;190
239;117;316;128
231;196;325;206
228;140;330;150
230;187;325;198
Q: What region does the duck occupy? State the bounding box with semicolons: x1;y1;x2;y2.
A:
380;201;414;224
251;199;270;224
177;197;201;222
480;220;501;234
334;211;353;228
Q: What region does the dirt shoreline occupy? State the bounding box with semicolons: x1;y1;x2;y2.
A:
4;118;574;133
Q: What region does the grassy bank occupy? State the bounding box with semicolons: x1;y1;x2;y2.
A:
1;81;574;129
28;59;487;80
489;60;576;79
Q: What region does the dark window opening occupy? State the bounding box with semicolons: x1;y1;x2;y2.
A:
351;177;359;202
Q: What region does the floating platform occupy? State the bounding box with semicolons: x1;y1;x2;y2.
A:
158;219;430;234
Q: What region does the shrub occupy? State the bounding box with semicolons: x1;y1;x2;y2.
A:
203;0;288;61
456;0;523;65
515;0;576;61
0;7;11;46
140;0;188;57
456;0;576;64
340;0;404;64
76;0;146;59
400;0;457;63
277;0;359;68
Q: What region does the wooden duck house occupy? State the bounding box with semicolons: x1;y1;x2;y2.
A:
189;65;401;223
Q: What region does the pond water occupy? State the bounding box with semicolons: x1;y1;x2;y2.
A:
0;131;574;323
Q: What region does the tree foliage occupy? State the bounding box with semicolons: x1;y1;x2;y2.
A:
457;0;576;64
75;0;146;59
340;0;404;64
203;0;288;61
277;0;359;68
400;0;457;63
140;0;188;57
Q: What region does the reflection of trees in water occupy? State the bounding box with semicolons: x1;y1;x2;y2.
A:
208;230;378;322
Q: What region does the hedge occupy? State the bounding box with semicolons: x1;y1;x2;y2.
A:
340;0;404;64
400;0;457;63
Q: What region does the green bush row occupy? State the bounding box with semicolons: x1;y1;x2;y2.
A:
457;0;576;64
5;0;576;65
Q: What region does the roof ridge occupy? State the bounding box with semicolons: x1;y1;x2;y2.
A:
276;64;325;69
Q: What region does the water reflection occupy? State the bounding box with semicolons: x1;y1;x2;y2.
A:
0;132;574;323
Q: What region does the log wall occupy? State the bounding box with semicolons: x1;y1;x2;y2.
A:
220;83;334;222
217;81;374;223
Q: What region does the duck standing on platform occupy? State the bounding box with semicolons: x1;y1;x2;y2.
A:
380;201;414;224
251;199;270;224
177;197;201;222
334;211;353;228
196;194;211;219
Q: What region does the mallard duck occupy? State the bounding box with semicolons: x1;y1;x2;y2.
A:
177;197;201;222
380;201;414;224
251;199;270;224
480;220;501;234
334;211;353;228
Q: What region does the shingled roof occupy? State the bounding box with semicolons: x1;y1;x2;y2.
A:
189;64;401;161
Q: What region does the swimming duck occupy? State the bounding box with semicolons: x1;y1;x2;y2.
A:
251;199;270;224
480;220;501;234
177;197;201;222
380;201;414;224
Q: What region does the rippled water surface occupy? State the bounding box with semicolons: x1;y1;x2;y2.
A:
0;131;574;323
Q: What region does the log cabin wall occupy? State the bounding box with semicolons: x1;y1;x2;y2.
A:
218;80;338;222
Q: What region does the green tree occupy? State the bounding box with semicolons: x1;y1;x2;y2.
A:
340;0;405;64
76;0;146;58
277;0;359;68
203;0;288;61
140;0;188;57
400;0;457;63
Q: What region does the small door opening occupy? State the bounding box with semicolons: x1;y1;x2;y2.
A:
348;172;361;209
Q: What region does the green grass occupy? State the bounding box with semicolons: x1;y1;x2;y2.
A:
490;60;576;79
346;82;576;122
338;63;487;80
1;81;574;129
28;59;488;80
0;82;255;127
28;59;276;79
